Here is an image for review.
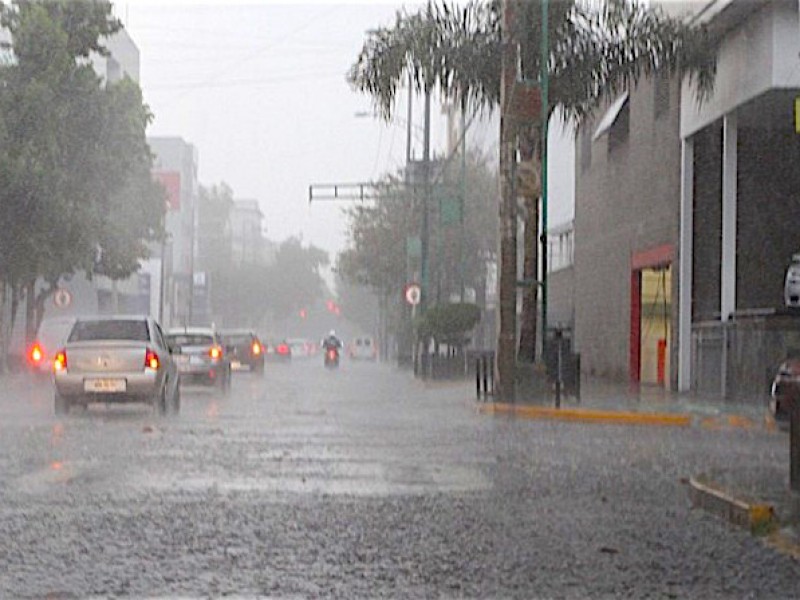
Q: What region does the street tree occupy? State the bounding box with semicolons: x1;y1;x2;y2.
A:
337;151;498;355
0;0;164;352
349;0;718;399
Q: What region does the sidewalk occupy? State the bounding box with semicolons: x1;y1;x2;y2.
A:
478;376;800;558
479;375;774;430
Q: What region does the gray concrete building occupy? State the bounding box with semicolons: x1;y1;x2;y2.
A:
149;137;200;328
574;0;800;396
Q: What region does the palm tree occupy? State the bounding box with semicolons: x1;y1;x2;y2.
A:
349;0;717;400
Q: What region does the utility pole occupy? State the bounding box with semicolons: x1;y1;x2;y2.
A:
540;0;550;361
420;88;432;313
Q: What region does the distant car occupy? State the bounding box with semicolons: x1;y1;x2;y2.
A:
349;336;377;361
771;358;800;427
52;316;179;416
220;329;265;374
166;327;231;392
265;339;292;362
287;338;313;359
27;316;77;377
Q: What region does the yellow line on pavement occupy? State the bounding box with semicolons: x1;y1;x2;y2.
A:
478;403;691;427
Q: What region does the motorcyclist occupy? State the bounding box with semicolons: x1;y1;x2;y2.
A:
322;330;343;352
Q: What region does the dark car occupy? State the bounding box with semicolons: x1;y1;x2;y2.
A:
166;327;231;392
220;329;265;374
265;339;292;363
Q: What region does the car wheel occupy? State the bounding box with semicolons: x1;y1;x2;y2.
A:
171;383;181;415
154;388;168;416
223;369;232;394
54;391;70;416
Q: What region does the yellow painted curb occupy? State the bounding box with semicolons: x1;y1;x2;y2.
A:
478;403;691;427
688;477;776;532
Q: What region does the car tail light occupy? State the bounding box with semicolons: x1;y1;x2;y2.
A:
251;341;262;355
209;346;222;360
145;349;160;370
29;343;44;364
53;350;67;372
277;344;289;355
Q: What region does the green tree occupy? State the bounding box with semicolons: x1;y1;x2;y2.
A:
0;0;164;352
210;236;329;328
348;0;718;399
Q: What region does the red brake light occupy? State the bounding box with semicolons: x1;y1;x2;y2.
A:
252;342;262;355
209;346;222;360
53;350;67;372
145;349;160;370
30;343;43;364
277;344;289;355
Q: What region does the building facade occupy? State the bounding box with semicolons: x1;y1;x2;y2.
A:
573;0;800;397
149;137;200;328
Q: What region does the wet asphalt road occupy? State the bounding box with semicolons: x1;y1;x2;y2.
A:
0;359;799;598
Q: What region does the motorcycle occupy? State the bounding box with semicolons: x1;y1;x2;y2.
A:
324;347;340;368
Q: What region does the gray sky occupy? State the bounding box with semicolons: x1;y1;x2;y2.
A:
122;0;574;262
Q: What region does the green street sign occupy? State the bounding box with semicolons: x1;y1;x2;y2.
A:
406;236;421;258
440;193;462;226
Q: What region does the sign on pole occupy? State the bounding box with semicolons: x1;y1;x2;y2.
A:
53;288;72;309
404;283;421;306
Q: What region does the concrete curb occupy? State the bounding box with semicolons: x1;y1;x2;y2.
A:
687;477;800;561
478;402;692;428
688;477;776;532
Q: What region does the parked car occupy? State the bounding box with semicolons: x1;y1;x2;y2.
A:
770;358;800;427
26;316;77;377
166;327;231;392
349;336;377;361
52;316;179;416
265;339;292;363
220;329;265;373
785;254;800;308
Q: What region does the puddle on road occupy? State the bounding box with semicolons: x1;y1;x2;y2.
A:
137;463;491;498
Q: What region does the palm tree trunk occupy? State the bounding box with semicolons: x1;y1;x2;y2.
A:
518;136;541;364
495;137;517;402
495;0;518;402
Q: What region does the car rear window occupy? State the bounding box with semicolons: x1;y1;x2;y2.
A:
167;334;214;347
69;319;150;342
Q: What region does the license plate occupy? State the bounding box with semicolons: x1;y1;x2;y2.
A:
84;378;126;393
231;360;242;370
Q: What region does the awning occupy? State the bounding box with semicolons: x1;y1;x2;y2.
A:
593;92;630;141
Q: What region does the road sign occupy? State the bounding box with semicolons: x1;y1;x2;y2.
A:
53;288;72;309
404;283;421;306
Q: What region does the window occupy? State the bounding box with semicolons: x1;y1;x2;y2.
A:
69;319;150;342
608;100;630;152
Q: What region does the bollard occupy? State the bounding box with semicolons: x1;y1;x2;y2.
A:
482;355;489;400
475;357;481;400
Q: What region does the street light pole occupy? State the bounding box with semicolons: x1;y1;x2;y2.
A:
540;0;550;361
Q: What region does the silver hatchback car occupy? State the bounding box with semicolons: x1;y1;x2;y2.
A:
53;316;179;416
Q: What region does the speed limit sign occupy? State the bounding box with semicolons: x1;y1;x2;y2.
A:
53;287;72;309
404;283;421;306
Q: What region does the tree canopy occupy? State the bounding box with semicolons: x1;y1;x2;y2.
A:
0;0;163;289
349;0;718;124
